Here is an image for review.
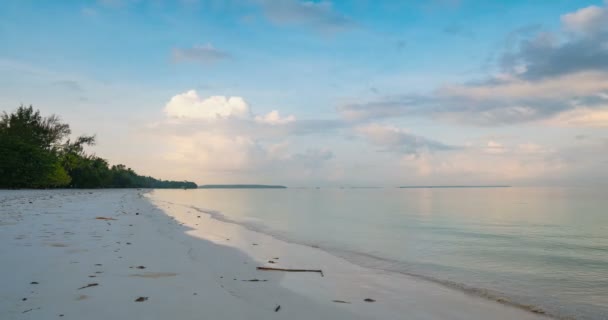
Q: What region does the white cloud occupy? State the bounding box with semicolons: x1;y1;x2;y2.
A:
517;143;550;154
255;110;296;125
398;142;564;182
164;90;298;126
484;140;505;154
160;131;337;183
164;90;251;120
545;107;608;127
153;90;335;183
561;2;608;35
164;132;270;172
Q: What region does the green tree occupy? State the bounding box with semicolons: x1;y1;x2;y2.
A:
0;106;71;188
1;105;197;189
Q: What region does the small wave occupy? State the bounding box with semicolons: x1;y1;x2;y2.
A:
328;249;569;319
172;202;568;319
187;205;319;248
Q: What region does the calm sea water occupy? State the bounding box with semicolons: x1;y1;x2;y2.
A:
153;187;608;320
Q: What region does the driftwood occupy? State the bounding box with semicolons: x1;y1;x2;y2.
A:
78;283;99;290
22;307;40;314
242;279;268;282
95;217;117;221
332;300;351;304
256;267;324;277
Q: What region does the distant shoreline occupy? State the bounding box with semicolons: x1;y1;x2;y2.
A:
399;185;511;189
198;184;287;189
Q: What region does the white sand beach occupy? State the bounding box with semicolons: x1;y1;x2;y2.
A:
1;189;551;320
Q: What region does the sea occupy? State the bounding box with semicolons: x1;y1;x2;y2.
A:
152;187;608;320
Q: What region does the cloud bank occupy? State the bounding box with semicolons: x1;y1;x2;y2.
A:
339;1;608;127
356;123;455;155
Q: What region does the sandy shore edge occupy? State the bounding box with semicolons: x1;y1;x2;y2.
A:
1;189;551;320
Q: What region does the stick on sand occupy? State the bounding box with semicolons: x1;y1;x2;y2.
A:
257;267;324;277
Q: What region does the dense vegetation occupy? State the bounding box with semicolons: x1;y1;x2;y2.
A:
0;105;197;189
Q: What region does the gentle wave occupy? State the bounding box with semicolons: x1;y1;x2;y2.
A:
180;203;570;319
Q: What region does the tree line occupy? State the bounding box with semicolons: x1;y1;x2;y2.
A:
0;105;197;189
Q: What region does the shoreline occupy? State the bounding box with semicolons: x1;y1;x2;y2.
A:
1;189;552;319
149;191;556;320
154;195;561;319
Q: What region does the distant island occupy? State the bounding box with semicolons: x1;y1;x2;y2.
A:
399;185;511;189
199;184;287;189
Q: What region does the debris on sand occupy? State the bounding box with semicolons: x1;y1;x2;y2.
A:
135;297;148;302
332;300;351;304
49;243;68;247
257;267;324;277
22;307;40;314
242;279;268;282
30;282;39;285
364;298;376;302
275;305;281;312
130;265;146;269
95;217;117;221
78;283;99;290
267;260;276;264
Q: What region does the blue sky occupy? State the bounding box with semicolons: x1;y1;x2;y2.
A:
1;0;607;186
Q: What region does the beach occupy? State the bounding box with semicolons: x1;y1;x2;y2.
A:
1;189;551;320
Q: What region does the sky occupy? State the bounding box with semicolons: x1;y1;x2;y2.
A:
1;0;607;186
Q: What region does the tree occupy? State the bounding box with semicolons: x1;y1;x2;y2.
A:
0;106;71;188
0;105;197;189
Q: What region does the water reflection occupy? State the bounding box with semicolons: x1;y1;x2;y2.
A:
153;187;608;320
